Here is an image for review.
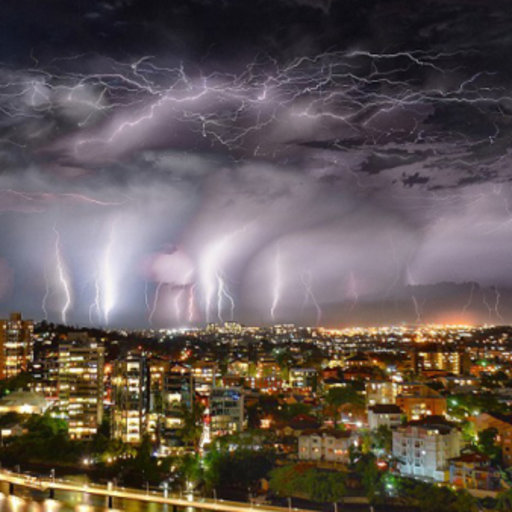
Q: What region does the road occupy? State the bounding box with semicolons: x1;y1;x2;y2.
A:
0;469;314;512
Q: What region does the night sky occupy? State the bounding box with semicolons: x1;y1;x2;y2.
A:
1;0;512;328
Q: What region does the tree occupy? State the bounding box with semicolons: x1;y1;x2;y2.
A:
452;490;478;512
0;372;33;397
478;427;502;462
325;386;363;427
397;478;478;512
354;453;384;502
269;464;310;498
121;434;160;487
179;453;203;487
372;425;392;454
1;413;81;465
270;464;346;507
201;447;275;494
305;471;346;510
180;400;205;450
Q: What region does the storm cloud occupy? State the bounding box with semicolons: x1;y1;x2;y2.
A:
0;0;511;327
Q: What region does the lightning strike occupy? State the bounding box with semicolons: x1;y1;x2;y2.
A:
301;271;322;326
270;247;282;322
52;226;72;325
100;222;117;325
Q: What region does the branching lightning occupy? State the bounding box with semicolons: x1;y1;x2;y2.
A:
201;230;245;323
1;45;511;326
301;271;322;326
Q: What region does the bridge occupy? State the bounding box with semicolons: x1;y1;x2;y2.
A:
0;469;313;512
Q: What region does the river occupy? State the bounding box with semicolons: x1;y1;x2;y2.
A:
0;478;187;512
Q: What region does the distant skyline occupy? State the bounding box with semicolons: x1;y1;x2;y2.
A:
1;1;512;328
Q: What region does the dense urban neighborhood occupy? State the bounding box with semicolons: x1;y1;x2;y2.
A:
1;314;512;510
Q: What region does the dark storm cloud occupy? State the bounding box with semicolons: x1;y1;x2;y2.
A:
0;0;512;326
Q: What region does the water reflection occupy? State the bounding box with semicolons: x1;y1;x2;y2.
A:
42;500;61;512
0;484;182;512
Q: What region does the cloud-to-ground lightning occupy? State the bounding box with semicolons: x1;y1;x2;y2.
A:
149;281;163;326
200;230;245;323
52;226;72;325
411;295;424;324
187;284;196;324
270;246;282;322
494;286;504;322
100;222;117;326
2;16;512;327
88;275;101;325
41;267;50;321
462;282;476;314
301;271;322;326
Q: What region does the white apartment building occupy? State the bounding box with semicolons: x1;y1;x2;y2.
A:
298;429;354;464
368;404;402;430
392;417;461;482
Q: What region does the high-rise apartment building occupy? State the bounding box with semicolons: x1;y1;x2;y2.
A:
112;352;150;444
58;333;104;439
209;387;244;436
0;313;33;379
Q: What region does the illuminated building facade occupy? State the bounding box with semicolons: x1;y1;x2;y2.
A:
112;352;149;444
58;333;104;439
368;404;403;430
0;312;33;379
192;361;220;395
412;346;471;375
31;345;59;401
209;387;244;436
366;380;398;407
392;416;461;482
289;368;318;392
298;430;353;463
396;383;447;420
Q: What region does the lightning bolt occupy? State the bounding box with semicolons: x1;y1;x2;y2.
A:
52;226;71;325
100;221;116;325
149;281;163;326
494;286;504;323
188;283;196;324
88;275;101;325
144;280;151;313
201;229;246;324
270;246;282;322
174;287;185;323
411;295;424;324
301;271;322;326
482;292;493;322
41;267;50;321
462;282;476;314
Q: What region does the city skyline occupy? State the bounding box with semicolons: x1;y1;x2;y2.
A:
2;1;512;328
